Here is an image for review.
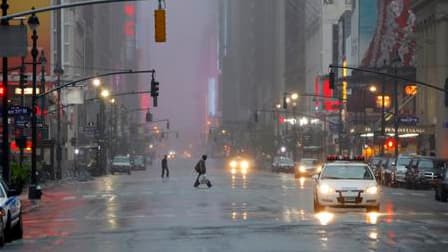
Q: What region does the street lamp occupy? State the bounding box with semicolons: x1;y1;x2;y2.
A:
100;89;110;98
369;85;377;93
291;93;299;101
93;78;101;87
28;9;42;199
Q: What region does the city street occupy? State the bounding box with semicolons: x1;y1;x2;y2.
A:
2;159;448;252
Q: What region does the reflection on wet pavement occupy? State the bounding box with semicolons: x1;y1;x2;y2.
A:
6;159;448;252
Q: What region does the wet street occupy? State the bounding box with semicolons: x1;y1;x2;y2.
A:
3;159;448;252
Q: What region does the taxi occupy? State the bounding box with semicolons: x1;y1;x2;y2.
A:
228;156;252;175
313;156;380;212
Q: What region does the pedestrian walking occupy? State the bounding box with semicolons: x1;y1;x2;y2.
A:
161;155;169;179
194;155;211;188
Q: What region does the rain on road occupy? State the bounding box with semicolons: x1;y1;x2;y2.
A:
3;159;448;252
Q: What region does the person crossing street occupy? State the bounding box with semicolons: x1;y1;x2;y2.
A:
161;155;169;179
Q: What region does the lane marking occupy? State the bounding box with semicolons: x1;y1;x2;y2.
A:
410;192;426;197
62;196;77;201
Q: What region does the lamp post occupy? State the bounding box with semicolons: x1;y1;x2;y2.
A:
1;0;10;184
53;65;64;180
39;50;47;159
28;9;42;199
391;52;401;159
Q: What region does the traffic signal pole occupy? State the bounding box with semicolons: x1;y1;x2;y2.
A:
1;0;10;184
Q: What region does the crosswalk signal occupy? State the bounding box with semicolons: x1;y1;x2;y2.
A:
329;70;335;90
154;9;166;43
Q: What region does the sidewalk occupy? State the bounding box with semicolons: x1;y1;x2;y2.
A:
19;175;95;214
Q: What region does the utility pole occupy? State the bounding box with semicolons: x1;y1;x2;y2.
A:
380;80;385;155
54;66;64;180
392;53;401;159
1;0;10;184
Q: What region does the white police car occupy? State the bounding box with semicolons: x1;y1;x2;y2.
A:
0;179;23;246
313;157;380;212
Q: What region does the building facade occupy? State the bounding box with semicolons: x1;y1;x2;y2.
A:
412;0;448;157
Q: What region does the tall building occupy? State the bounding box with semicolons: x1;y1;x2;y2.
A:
412;0;448;157
217;0;306;155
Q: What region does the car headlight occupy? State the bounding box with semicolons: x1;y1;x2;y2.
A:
231;168;237;174
319;184;334;194
366;186;378;194
230;160;237;168
241;160;249;169
299;166;306;173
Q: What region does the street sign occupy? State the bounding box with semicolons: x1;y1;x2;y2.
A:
8;105;32;116
399;116;419;125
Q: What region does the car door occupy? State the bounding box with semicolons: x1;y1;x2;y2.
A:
0;181;20;222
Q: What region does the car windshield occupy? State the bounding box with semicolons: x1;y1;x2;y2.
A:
418;160;434;170
321;165;374;180
134;156;144;164
113;156;130;163
301;159;316;166
397;157;411;166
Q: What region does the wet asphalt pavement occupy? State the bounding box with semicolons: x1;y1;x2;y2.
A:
3;158;448;252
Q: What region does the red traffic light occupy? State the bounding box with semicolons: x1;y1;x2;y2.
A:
0;85;5;96
385;137;396;149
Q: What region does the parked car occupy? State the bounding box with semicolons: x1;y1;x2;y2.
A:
0;179;23;245
111;155;132;175
435;167;448;202
131;155;146;170
295;158;321;178
381;157;396;187
395;154;415;186
272;156;294;173
405;156;447;189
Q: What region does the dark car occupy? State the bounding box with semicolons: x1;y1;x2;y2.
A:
295;158;321;178
381;157;396;187
131;155;146;170
405;156;447;189
435;167;448;202
111;155;132;175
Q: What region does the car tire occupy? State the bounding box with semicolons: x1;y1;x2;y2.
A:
435;188;441;201
4;214;11;243
0;219;5;247
441;190;448;202
367;205;380;212
11;213;23;240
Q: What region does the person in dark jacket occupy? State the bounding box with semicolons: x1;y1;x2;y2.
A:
194;155;208;187
161;155;169;178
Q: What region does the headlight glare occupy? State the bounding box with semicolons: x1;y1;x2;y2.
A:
319;184;333;194
299;166;306;173
241;160;249;169
230;160;237;168
366;186;378;194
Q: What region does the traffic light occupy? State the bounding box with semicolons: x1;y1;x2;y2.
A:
329;70;335;90
146;111;153;122
254;111;258;123
385;137;396;150
166;121;170;130
0;85;5;96
154;9;166;43
151;79;160;107
283;95;287;109
445;78;448;107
